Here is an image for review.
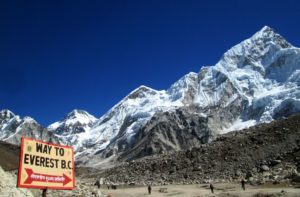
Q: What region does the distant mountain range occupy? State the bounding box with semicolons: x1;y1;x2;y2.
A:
1;26;299;167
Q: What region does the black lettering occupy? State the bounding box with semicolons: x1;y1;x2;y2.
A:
61;160;66;169
35;155;40;166
42;145;52;154
48;146;52;154
45;158;49;168
49;158;54;168
36;143;43;153
24;153;29;164
30;155;35;165
55;159;59;168
40;156;45;167
59;148;64;156
55;147;59;156
67;161;72;169
23;154;61;169
43;146;47;153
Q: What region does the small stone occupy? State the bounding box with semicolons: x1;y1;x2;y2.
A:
261;165;270;171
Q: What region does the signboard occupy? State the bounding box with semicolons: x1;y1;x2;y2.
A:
17;137;75;190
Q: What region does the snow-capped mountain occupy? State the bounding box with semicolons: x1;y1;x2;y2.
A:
47;109;98;152
48;109;97;135
199;26;300;132
1;26;299;167
0;109;58;145
74;26;300;166
60;85;183;157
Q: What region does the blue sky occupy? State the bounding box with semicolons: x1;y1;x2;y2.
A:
1;0;300;126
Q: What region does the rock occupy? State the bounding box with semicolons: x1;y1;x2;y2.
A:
261;165;270;171
0;167;33;197
287;173;300;183
245;171;253;179
235;170;242;176
98;114;300;185
271;160;282;166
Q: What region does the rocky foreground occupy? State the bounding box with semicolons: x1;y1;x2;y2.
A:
96;114;300;186
1;115;300;196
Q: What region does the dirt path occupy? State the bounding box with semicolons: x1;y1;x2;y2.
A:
101;183;300;197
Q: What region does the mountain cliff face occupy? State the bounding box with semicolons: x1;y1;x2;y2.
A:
1;26;299;167
47;110;98;150
0;110;58;145
75;26;300;166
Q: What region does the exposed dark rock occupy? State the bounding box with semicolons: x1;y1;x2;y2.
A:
119;107;213;161
97;114;300;185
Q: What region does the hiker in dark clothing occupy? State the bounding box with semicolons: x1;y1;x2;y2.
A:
94;180;101;189
42;188;47;197
148;185;152;194
241;179;245;190
210;183;214;193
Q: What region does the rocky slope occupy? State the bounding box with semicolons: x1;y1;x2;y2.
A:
0;141;20;171
99;113;300;185
0;166;33;197
118;107;214;161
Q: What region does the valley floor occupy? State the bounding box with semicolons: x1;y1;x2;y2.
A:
101;183;300;197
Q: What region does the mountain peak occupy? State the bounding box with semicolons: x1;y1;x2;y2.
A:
136;85;156;92
63;110;97;123
259;25;274;33
218;25;293;72
168;72;198;93
251;25;292;47
253;25;276;38
127;85;158;100
23;116;38;124
67;109;90;118
0;109;15;120
48;110;97;135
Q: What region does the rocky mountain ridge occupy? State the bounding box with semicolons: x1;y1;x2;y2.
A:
99;113;300;185
1;26;300;167
0;109;58;145
73;26;300;166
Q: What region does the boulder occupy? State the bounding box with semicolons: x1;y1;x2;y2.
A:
261;165;270;171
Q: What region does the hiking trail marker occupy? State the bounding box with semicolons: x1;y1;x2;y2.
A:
17;137;75;190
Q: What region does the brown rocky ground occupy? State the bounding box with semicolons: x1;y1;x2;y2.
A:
1;114;300;196
100;183;300;197
0;141;20;170
97;114;300;186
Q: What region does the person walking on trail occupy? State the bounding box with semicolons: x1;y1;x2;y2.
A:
241;179;245;190
94;180;101;189
210;183;214;193
148;185;152;194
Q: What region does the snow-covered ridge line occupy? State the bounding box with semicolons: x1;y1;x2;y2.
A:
1;26;300;167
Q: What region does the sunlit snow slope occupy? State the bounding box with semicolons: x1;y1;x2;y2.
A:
1;26;299;166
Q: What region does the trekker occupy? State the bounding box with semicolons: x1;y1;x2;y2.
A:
94;180;100;189
210;183;214;193
241;179;245;190
148;185;152;194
